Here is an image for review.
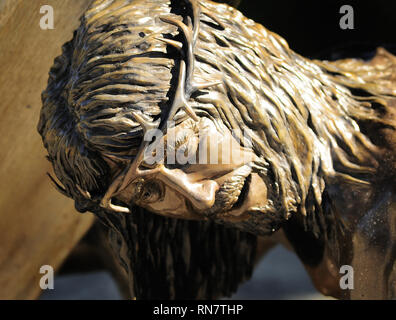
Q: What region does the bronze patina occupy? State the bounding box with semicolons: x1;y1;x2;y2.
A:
38;0;396;299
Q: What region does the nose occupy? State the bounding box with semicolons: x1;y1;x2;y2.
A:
157;167;219;210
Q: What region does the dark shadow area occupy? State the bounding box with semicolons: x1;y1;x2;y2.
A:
238;0;396;59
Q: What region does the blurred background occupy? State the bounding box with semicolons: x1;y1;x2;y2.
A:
40;245;329;300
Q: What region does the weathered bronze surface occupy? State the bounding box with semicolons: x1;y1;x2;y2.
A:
38;0;396;299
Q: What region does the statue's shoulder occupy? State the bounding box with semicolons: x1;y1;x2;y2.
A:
379;96;396;179
336;48;396;179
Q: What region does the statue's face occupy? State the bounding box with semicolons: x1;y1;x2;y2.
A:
115;116;268;221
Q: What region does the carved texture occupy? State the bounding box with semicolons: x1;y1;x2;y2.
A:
94;206;256;299
38;0;396;298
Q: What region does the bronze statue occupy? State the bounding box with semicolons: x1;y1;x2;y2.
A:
38;0;396;299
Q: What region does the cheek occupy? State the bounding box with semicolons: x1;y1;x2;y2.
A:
200;131;253;165
145;187;190;218
198;131;224;164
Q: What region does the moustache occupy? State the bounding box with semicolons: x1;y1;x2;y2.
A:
201;165;252;217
